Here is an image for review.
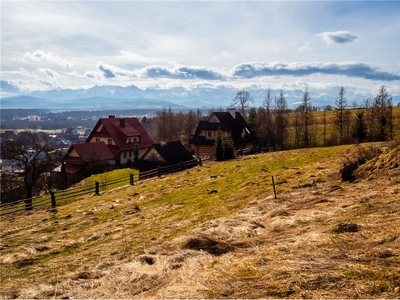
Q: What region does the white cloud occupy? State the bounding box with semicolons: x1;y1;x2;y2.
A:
118;51;157;64
96;62;138;79
37;67;61;79
315;31;358;45
23;50;72;67
232;61;400;81
212;51;234;60
297;41;312;52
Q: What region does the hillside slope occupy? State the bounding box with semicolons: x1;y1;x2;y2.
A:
1;143;400;298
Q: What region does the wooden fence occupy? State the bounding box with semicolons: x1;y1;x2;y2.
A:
0;158;201;217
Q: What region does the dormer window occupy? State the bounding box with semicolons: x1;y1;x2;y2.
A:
126;136;140;143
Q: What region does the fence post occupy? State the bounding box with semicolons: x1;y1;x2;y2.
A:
130;173;134;185
50;191;56;208
198;157;202;167
158;167;161;178
272;176;277;199
95;181;100;195
25;198;33;211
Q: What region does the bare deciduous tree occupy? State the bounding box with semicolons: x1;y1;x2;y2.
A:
372;85;393;141
1;133;61;210
231;90;253;117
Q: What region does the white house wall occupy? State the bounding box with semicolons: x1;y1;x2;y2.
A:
119;148;148;165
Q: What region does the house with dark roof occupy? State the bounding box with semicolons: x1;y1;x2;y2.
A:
64;115;153;175
189;110;258;158
138;141;194;170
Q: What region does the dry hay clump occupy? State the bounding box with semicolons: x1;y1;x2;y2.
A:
332;222;360;233
340;145;383;181
342;144;383;165
356;143;400;177
181;235;234;256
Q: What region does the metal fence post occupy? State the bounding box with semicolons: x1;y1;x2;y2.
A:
198;157;202;166
130;173;134;185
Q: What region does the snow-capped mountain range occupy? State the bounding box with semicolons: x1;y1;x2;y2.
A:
1;84;398;111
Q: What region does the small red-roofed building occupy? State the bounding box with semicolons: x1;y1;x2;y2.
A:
64;142;115;176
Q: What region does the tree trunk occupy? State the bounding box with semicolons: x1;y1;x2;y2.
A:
25;185;33;211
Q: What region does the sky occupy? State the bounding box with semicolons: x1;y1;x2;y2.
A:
1;0;400;100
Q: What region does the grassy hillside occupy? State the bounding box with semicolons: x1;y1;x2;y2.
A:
1;143;400;298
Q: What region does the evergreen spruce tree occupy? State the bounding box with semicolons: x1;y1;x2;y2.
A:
223;137;235;160
214;130;224;161
351;111;367;143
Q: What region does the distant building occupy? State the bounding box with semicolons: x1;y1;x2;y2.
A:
189;110;258;158
138;141;194;170
64;142;115;176
63;115;153;175
2;131;16;141
1;159;21;175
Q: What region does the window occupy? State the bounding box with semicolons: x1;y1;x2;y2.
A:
127;138;132;143
129;151;132;157
124;152;126;158
108;139;112;145
207;131;213;138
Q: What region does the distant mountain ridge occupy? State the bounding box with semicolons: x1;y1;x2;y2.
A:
1;84;398;111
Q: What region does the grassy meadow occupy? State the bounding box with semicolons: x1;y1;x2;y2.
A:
1;142;400;298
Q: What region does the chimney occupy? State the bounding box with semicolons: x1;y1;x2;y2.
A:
120;118;125;127
109;115;115;118
228;108;236;119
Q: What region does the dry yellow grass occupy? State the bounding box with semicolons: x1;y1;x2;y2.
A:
1;143;400;299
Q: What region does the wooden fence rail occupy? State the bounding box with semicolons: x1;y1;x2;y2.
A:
0;158;201;217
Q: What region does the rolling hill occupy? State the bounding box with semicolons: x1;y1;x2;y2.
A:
1;143;399;298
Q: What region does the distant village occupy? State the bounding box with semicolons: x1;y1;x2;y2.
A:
1;108;259;204
1;86;398;204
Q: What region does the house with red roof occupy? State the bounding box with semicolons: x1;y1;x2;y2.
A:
64;115;153;177
64;142;115;175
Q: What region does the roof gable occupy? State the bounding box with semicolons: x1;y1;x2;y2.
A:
87;116;153;151
191;111;258;146
142;141;193;165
